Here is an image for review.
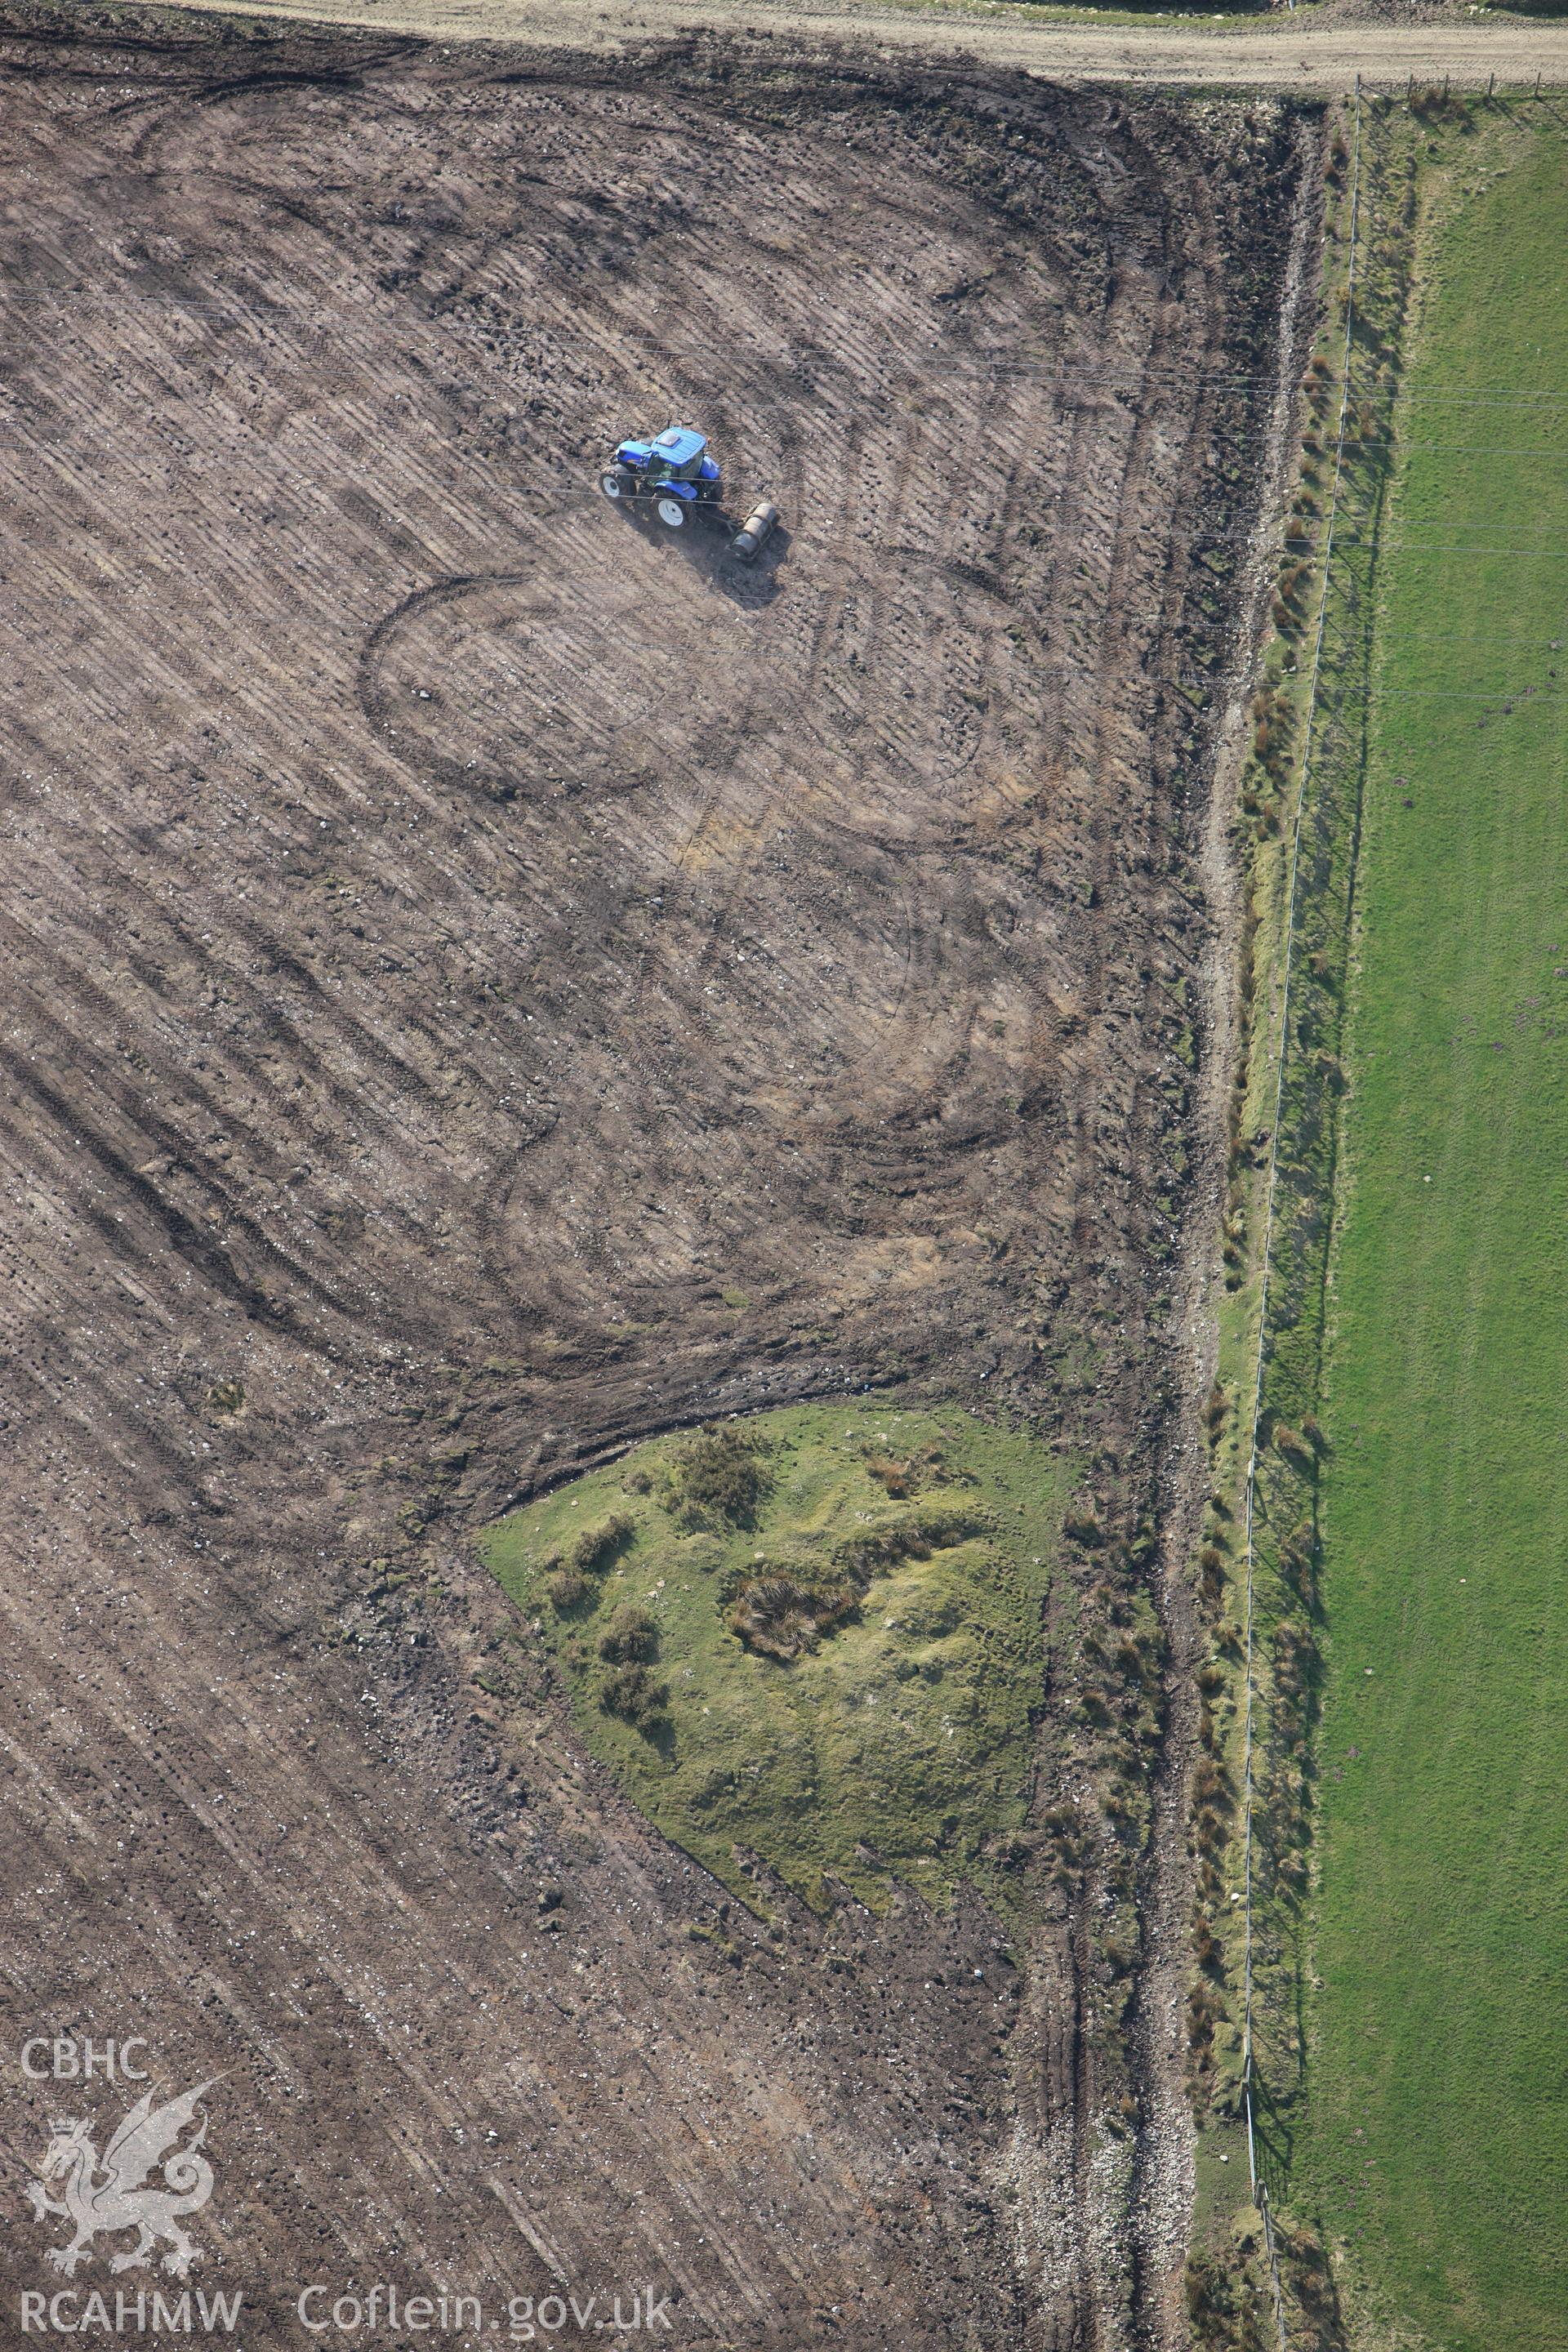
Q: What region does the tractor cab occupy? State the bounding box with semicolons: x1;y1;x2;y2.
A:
643;426;710;486
601;425;722;527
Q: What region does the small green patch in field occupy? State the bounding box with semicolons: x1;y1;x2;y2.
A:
483;1401;1065;1915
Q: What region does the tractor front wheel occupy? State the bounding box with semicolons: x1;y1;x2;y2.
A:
600;470;630;500
654;496;688;528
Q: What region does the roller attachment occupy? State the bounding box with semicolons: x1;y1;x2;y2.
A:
730;502;779;561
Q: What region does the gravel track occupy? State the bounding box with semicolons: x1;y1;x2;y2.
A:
134;0;1568;92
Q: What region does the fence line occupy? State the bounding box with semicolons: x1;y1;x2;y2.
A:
1238;79;1364;2352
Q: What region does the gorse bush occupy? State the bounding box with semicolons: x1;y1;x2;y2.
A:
570;1512;635;1573
599;1660;668;1730
659;1424;773;1530
597;1603;658;1664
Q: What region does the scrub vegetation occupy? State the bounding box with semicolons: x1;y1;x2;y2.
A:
484;1401;1065;1915
1192;94;1568;2352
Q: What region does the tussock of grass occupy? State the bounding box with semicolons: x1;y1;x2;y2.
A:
483;1401;1065;1914
726;1572;859;1660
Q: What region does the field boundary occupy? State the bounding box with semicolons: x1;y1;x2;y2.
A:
1183;78;1429;2351
1187;82;1568;2352
1237;80;1361;2347
1278;101;1568;2350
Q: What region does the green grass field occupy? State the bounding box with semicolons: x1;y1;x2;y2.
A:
1298;118;1568;2350
483;1401;1066;1918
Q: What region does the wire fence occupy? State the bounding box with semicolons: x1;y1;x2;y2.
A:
1238;77;1364;2352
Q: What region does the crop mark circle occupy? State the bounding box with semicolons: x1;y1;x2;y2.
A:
359;542;756;800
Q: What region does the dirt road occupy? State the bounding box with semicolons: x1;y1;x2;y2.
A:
139;0;1568;90
0;8;1303;2347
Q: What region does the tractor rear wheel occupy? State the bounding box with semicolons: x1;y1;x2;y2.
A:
654;496;688;528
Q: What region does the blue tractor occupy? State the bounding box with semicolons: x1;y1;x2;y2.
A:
599;425;721;528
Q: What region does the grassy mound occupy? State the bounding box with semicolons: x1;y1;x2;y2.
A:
483;1401;1064;1914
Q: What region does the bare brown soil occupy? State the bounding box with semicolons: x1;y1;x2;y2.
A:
0;12;1304;2347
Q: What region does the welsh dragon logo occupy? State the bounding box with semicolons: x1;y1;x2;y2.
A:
26;2079;217;2280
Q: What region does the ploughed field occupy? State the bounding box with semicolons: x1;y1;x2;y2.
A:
0;11;1301;2345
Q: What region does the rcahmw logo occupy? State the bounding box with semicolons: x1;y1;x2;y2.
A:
16;2038;241;2336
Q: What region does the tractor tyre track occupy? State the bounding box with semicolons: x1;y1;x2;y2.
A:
0;15;1307;2348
